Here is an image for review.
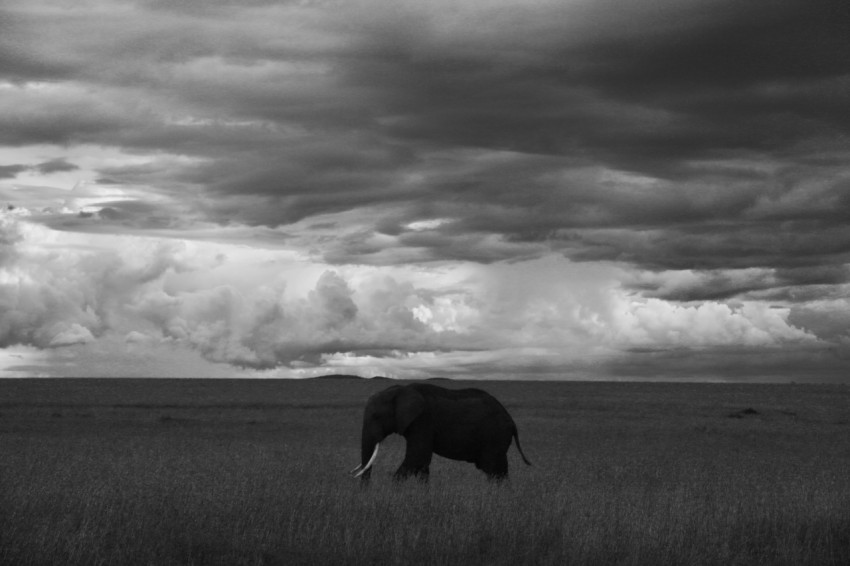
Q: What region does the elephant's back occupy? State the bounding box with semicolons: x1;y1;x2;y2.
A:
412;383;501;403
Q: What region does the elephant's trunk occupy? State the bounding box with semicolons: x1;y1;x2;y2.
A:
351;422;382;478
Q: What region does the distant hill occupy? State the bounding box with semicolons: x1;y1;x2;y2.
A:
310;374;391;381
309;374;455;381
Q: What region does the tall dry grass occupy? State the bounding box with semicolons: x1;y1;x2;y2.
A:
1;379;849;565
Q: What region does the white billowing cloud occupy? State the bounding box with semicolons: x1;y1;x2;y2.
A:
47;322;95;347
412;296;474;333
1;214;185;349
0;212;824;377
132;285;277;367
611;297;816;348
128;268;459;369
309;271;358;328
458;256;817;356
1;212;476;371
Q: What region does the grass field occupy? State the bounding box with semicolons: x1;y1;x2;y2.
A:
1;378;849;565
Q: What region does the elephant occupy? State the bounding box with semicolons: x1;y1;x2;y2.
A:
349;383;531;482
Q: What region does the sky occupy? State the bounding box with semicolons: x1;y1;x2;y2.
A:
1;0;850;381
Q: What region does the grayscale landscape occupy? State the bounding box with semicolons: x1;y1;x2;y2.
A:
3;1;850;564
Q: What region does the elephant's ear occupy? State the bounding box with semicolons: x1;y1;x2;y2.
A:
394;387;426;434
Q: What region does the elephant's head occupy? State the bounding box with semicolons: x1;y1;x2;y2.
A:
350;385;426;480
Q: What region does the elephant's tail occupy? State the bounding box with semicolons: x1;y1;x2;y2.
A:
512;426;532;466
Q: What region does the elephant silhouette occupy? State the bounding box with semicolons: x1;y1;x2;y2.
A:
350;383;531;482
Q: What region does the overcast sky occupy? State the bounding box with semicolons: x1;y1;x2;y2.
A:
2;0;849;380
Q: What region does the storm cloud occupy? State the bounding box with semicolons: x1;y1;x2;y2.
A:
2;0;849;379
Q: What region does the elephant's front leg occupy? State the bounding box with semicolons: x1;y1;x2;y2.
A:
394;427;432;482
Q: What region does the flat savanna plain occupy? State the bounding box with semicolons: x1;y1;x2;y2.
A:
1;379;849;566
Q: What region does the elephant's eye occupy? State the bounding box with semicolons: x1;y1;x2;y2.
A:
367;407;385;420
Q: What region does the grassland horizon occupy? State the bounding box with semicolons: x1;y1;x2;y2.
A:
2;378;849;565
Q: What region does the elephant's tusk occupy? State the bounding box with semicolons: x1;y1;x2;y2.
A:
353;443;380;478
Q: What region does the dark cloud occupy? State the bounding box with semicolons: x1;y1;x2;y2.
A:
37;200;192;232
0;100;135;147
3;0;850;284
0;159;77;180
0;9;77;83
0;164;28;179
566;221;850;272
34;158;78;174
329;1;850;174
630;270;776;303
628;265;850;304
576;2;850;106
748;285;850;304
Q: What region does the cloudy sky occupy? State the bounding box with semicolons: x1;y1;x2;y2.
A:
1;0;849;380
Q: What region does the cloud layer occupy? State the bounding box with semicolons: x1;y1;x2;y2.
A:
3;2;849;249
3;212;841;379
2;0;850;379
